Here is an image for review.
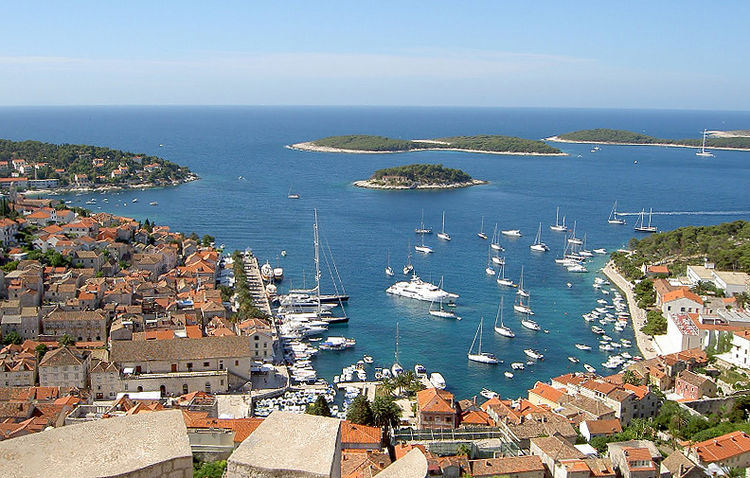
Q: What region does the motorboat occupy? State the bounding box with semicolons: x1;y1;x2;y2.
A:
593;248;607;254
414;364;427;377
363;355;374;364
504;371;514;379
493;297;515;338
480;388;498;399
575;343;592;351
521;318;541;331
568;356;580;363
260;261;273;281
511;362;525;370
430;372;446;389
386;274;459;302
273;267;284;281
583;364;596;373
524;348;544;360
468;318;499;364
502;229;522;237
437;211;451;241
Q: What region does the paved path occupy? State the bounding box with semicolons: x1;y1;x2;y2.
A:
601;261;658;360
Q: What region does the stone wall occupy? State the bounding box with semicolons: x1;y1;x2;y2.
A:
110;456;193;478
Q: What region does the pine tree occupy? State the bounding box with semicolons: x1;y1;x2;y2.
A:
346;395;374;425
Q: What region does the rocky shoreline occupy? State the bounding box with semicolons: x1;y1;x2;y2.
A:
287;142;567;157
353;178;487;190
25;174;200;196
546;136;750;152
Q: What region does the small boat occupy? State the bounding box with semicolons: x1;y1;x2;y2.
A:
511;362;525;370
567;221;583;245
493;297;515;338
501;229;522;237
468;318;499;364
149;201;158;206
385;251;395;277
634;208;657;233
696;129;715;158
281;250;287;256
521;318;541;331
477;216;488;240
524;348;544;360
437;211;451;241
504;371;514;379
568;356;580;363
288;186;300;199
363;355;374;364
566;282;573;288
481;388;498;399
430;372;446;389
591;326;605;335
583;363;596;373
550;207;568;232
593;248;607;254
415;209;432;234
132;198;138;203
485;249;496;275
529;223;549;252
608;200;626;225
273;267;284;281
414;364;427;377
490;224;504;251
575;343;592;351
260;261;273;281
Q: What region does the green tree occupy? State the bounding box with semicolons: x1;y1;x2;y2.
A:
622;370;640;385
58;334;76;347
371;396;402;429
2;330;22;345
201;234;215;247
641;310;667;336
193;459;227;478
306;395;332;417
634;279;656;309
346;395;374;425
35;343;49;360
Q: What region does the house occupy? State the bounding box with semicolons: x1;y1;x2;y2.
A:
577;380;659;426
674;370;717;400
341;450;392;478
89;359;121;400
528;381;565;408
41;309;108;343
660;452;707;478
501;412;578;451
72;250;103;272
340;420;381;451
579;418;623;442
469;455;545;478
711;271;749;297
661;290;704;317
38;346;90;389
530;435;586;476
416;387;457;430
0;344;37;387
0;218;19;246
689;430;750;469
645;265;669;277
0;305;41;340
607;441;662;478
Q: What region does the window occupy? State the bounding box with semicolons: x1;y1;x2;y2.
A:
254;336;259;340
187;362;193;369
203;362;209;367
235;360;239;366
205;382;211;393
183;384;188;394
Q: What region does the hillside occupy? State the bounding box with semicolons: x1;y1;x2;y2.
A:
355;163;484;190
554;129;750;149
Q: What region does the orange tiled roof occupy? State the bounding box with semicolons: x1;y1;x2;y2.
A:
692;431;750;463
529;382;564;403
663;289;703;305
341;420;381;446
417;388;455;414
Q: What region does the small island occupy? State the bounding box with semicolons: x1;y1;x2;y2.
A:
353;163;486;190
547;128;750;151
0;138;197;193
289;134;565;156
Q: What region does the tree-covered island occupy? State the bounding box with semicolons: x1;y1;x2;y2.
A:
548;128;750;151
289;134;565;156
353;163;486;190
0;138;197;192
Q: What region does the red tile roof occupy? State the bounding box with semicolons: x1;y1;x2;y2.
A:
692;431;750;463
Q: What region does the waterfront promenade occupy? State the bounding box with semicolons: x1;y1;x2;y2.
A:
601;261;657;360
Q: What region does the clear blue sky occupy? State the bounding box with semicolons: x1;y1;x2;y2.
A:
1;1;748;109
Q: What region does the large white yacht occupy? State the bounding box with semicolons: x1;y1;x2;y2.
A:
386;274;459;302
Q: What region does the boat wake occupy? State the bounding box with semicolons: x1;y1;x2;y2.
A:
617;210;750;216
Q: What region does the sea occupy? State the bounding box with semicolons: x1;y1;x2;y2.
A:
1;106;750;401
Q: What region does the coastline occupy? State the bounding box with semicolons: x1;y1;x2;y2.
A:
287;142;568;157
601;261;657;360
23;174;199;197
353;178;487;190
546;136;750;152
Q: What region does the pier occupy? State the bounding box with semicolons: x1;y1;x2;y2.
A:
241;252;273;316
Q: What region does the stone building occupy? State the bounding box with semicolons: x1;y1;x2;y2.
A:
38;346;90;389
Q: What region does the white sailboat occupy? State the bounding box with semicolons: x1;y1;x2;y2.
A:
514;267;534;315
467;318;499;364
696;129;715;158
516;265;530;298
414;232;433;254
385;251;394;277
437;211;451;241
567;220;583;245
550;207;567;232
490;224;504;251
485;248;496;275
287;186;300;199
494;297;515;338
496;261;516;287
429;278;459;319
608;201;626;225
477;216;488;240
530;222;549;252
403;245;414;275
491;252;505;266
415;210;432;234
392;323;404;377
634;208;657;233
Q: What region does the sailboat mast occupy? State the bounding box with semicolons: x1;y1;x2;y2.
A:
469;319;480;354
478;319;483;354
441;211;445;234
313;209;321;309
395;322;400;364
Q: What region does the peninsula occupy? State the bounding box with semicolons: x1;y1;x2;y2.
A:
289;134;565;156
0;138;197;193
547;128;750;151
354;163;485;190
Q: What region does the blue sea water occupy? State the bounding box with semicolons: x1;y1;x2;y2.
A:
1;106;750;400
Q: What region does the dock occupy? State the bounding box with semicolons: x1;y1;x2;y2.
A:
242;253;273;316
335;381;378;402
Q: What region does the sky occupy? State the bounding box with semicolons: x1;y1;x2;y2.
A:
1;1;748;109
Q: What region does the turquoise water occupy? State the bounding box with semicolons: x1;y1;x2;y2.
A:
1;106;750;400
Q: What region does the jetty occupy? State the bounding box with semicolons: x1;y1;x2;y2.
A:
241;252;273;316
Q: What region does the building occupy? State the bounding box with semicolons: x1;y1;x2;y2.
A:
0;306;41;340
0;345;36;387
579;418;622;442
689;430;750;469
725;330;750;369
470;455;545;478
711;271;749;297
416;387;458;430
674;370;717;400
340;420;381;451
660;452;707;478
38;346;90;388
661;290;704;317
528;382;565;408
41;309;108;342
607;441;662;478
530;436;586;476
90;359;121;400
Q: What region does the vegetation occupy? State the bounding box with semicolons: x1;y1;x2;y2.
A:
369;163;474;187
306;395;332;417
634;279;656;309
35;344;48;360
557;128;750;149
641;310;667;336
378;371;426;398
652;398;750;443
706;332;734;357
310;134;562;154
613;221;750;281
371;396;402;429
193;459;227;478
58;334;76;347
230;251;269;320
0;138;193;187
2;331;22;345
589;418;657;452
346;395;375;425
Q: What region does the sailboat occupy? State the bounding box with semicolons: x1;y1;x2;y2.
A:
514;267;535;316
491;252;504;266
490;224;504;251
385;251;394;277
516;266;530;298
485;249;496;275
634;208;657;233
579;234;593;257
567;220;583;245
607;201;626;225
414;232;433;254
437;211;451;241
477;216;488;240
415;210;432;234
467;318;499;364
287;186;300;199
429;279;459;319
696;129;715;158
403;244;414;275
530;223;549;252
496;261;516;287
494;297;515;338
392;323;404;376
550;207;567;232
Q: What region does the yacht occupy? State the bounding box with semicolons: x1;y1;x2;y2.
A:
490;224;504;251
429;279;459;319
696;129;715;158
491;253;505;266
496;262;516;287
575;343;592;351
493;297;515;338
485;249;496;275
502;229;522;237
386;274;459;302
504;371;514;379
430;372;446;389
468;318;499;364
477;216;488;240
634;208;657;233
414;243;433;254
583;364;596;373
530;222;549;252
521;317;541;331
567;221;583;245
608;201;626;225
550;207;568;232
480;388;498;399
415;210;432;234
403;247;414;275
287;186;300;199
524;348;544;360
437;211;451;241
593;248;607;254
